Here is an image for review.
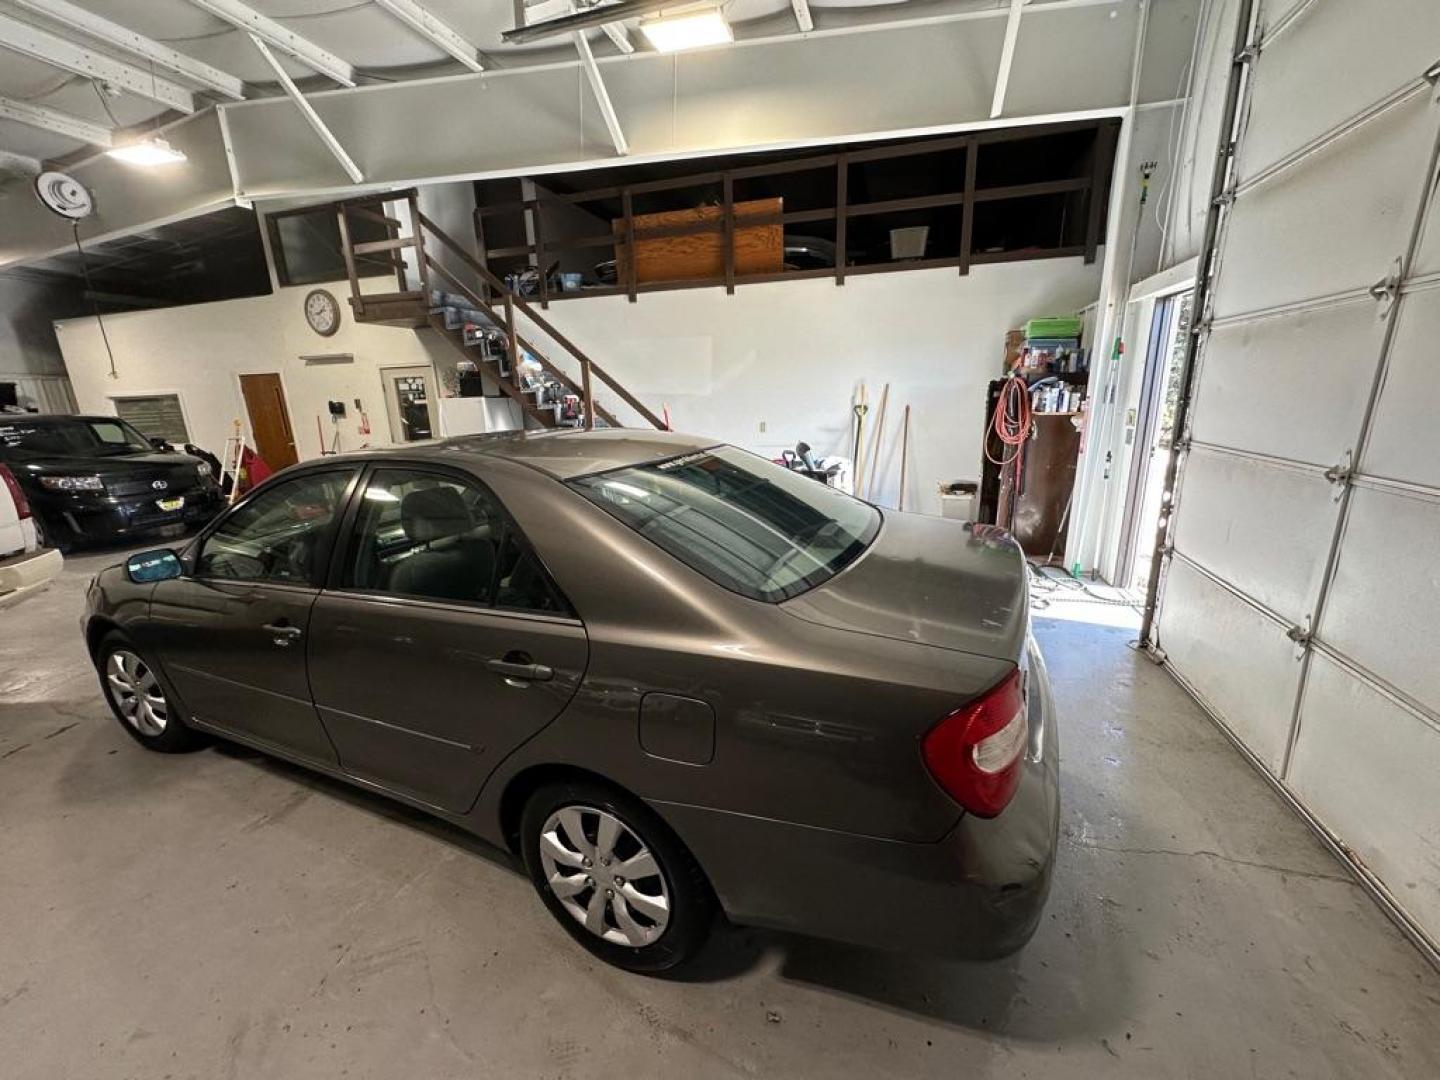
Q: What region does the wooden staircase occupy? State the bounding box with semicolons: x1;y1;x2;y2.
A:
334;190;665;432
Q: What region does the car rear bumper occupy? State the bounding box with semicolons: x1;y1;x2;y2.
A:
31;486;225;544
0;546;63;608
654;640;1060;959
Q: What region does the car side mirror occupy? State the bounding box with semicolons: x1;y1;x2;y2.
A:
126;548;184;583
149;437;171;451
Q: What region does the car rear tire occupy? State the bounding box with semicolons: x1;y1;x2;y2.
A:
33;512;74;554
96;632;207;753
520;779;715;974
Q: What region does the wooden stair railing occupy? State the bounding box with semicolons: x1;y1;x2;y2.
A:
335;189;665;432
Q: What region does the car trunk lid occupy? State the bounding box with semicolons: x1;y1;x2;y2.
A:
780;513;1029;663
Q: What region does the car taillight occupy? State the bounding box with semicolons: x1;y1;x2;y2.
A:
921;668;1028;818
0;464;30;520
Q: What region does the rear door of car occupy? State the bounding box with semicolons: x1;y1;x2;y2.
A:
306;462;588;813
147;467;360;765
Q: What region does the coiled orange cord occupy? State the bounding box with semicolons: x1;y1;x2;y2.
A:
985;375;1033;466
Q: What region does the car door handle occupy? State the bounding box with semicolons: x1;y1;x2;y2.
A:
487;658;553;683
262;623;303;646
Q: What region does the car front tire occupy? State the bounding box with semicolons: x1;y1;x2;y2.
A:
521;779;715;974
96;632;207;753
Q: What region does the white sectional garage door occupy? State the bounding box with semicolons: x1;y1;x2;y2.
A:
1154;0;1440;959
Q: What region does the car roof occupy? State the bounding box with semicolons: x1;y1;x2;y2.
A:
333;428;719;481
1;414;110;425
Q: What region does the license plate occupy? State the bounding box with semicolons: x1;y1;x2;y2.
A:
156;496;185;512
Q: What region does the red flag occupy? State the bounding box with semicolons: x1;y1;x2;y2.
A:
238;446;273;493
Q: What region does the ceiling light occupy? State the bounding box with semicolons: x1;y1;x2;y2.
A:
640;9;733;53
107;136;187;166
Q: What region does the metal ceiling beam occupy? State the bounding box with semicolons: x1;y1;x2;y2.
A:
372;0;484;73
573;29;627;155
990;0;1027;118
9;0;245;101
791;0;814;34
186;0;355;87
248;34;363;183
0;94;112;147
601;23;635;55
0;12;194;113
505;0;676;44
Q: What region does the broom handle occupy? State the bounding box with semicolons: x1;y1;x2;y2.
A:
898;404;911;511
866;383;890;501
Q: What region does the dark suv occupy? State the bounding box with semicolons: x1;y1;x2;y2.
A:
0;415;225;550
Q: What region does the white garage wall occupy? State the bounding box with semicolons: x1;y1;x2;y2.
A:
54;257;1101;515
1152;0;1440;961
512;258;1102;514
55;276;456;461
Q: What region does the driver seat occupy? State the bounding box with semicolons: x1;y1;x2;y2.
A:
388;487;494;603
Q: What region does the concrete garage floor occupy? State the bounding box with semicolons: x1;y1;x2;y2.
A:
3;549;1438;1080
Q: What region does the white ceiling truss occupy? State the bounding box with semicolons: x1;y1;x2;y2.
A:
183;0;356;88
990;0;1028;119
372;0;485;73
791;0;814;34
247;32;363;184
0;10;195;113
0;93;113;147
9;0;245;101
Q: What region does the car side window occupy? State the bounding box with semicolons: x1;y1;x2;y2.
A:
343;467;570;616
196;471;352;585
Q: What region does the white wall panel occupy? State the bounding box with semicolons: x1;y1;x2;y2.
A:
1211;90;1439;318
1191;298;1381;465
1241;0;1440;180
1169;447;1336;620
1363;285;1440;489
1288;653;1440;937
1319;486;1440;712
1158;557;1303;772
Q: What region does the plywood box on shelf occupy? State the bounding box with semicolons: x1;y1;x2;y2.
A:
614;199;783;284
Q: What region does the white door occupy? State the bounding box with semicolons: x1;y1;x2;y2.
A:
381;366;437;444
1151;0;1440;955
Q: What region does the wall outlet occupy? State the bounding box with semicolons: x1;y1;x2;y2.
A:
758;420;767;433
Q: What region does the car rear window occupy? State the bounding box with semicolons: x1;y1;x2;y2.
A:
0;419;150;457
569;446;880;602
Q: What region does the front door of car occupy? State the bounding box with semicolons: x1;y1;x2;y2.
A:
147;468;358;765
306;465;588;813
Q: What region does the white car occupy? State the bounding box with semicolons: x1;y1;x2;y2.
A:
0;462;62;608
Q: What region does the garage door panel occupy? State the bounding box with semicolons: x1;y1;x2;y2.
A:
1317;485;1440;712
1364;286;1440;488
1170;448;1336;619
1241;0;1440;180
1211;90;1439;318
1192;299;1381;465
1157;557;1302;773
1288;653;1440;936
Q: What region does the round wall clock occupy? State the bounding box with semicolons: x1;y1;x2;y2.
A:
304;288;341;337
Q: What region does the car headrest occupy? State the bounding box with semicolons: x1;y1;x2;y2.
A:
401;486;473;544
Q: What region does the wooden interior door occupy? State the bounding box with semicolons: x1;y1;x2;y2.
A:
239;373;299;470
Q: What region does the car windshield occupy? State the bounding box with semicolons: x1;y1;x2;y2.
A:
570;445;880;602
0;418;153;458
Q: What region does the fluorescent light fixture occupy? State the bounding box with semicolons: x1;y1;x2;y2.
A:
107;136;187;166
640;9;732;53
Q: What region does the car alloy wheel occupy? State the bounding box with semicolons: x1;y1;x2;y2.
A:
106;649;169;737
538;805;671;947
